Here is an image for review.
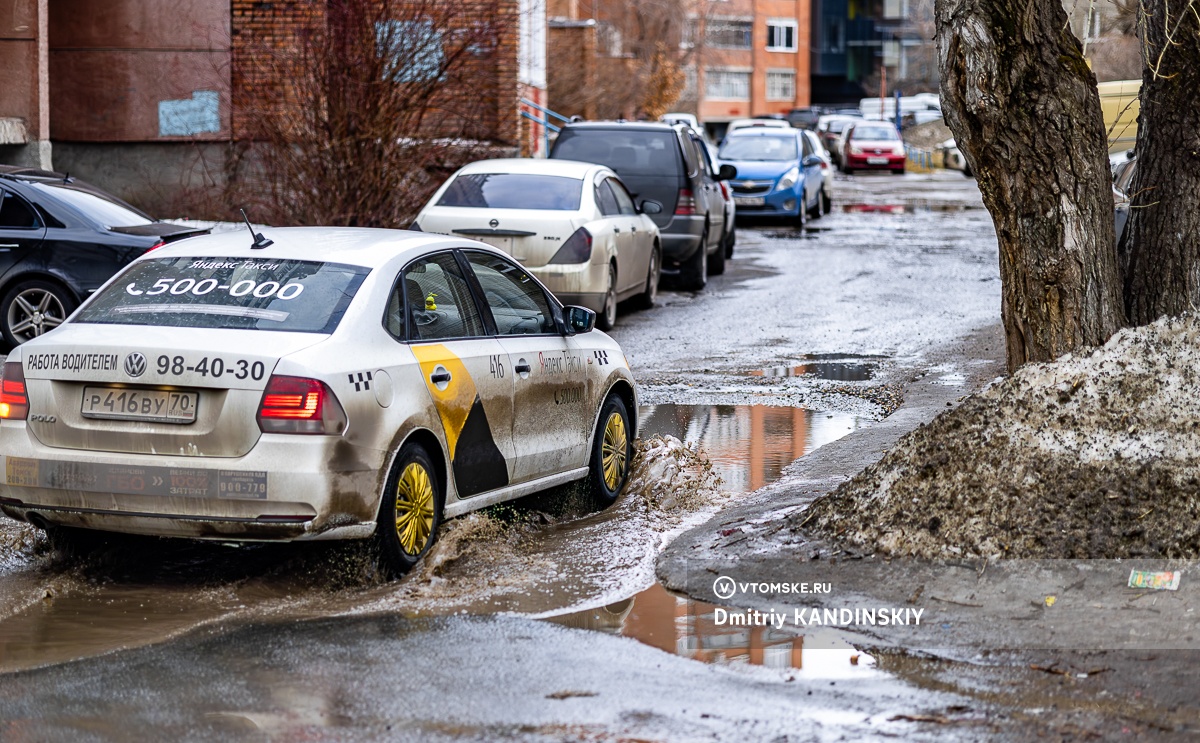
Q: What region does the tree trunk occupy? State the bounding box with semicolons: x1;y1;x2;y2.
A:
1121;1;1200;325
936;0;1126;372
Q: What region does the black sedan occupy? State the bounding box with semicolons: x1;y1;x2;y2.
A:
0;166;206;347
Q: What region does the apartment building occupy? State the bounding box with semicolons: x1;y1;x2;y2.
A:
689;0;813;127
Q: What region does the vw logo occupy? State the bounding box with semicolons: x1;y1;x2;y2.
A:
489;218;499;228
124;352;147;378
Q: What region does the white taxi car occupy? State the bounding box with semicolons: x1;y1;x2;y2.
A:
413;158;662;331
0;227;637;574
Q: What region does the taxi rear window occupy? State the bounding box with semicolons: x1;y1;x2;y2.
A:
74;257;370;334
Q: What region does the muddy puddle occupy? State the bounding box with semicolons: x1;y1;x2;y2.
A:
0;402;862;672
749;354;882;382
549;582;880;679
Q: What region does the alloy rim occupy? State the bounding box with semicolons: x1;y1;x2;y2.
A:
395;462;435;555
601;412;628;491
8;289;66;342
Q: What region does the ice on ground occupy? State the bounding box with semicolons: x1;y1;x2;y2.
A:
800;314;1200;559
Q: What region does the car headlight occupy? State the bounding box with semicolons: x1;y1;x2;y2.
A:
776;166;800;191
849;146;864;156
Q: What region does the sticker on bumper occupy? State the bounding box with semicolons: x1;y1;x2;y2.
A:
4;458;268;499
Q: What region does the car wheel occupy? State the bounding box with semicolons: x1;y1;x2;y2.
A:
724;226;736;259
597;264;618;330
679;228;707;291
809;187;824;219
375;442;442;577
893;167;906;175
45;524;110;559
589;394;632;509
794;191;807;228
842;166;855;176
821;188;832;215
2;280;76;347
633;247;660;310
707;230;726;276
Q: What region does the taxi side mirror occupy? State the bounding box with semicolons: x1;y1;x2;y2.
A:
564;305;596;335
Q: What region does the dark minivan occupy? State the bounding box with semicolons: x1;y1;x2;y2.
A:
550;122;735;291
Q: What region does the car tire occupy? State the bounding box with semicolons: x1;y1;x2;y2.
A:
893;167;906;175
842;166;855;176
679;228;708;291
589;394;632;509
707;231;726;276
809;187;825;219
375;441;443;577
793;191;807;228
724;226;736;259
597;264;618;330
2;279;76;348
632;247;660;310
821;188;832;215
45;524;109;559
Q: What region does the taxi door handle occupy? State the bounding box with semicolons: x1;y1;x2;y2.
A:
612;226;621;233
430;370;452;384
515;361;532;375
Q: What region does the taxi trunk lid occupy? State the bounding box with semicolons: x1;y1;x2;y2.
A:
18;326;327;458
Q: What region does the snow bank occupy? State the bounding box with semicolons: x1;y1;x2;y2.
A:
800;315;1200;559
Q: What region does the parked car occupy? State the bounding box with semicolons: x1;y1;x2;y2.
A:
839;122;907;175
786;107;825;130
414;158;662;331
0;226;638;575
1112;153;1137;243
800;129;834;217
659;112;700;130
550;121;735;290
937;138;973;177
717;128;824;226
692;130;737;258
0;166;207;348
724;118;791;139
816;114;863;166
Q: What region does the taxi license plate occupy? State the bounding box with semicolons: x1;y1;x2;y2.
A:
735;196;765;207
82;387;199;424
867;157;889;165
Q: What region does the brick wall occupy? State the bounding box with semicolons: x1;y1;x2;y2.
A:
230;0;520;144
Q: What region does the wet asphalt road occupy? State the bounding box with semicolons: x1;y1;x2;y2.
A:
0;172;1006;741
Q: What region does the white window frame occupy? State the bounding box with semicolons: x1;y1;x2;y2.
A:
766;18;798;52
704;68;751;100
766;69;795;101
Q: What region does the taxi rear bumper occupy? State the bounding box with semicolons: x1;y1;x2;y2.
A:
0;424;384;542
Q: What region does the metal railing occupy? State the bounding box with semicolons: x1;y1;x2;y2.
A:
519;98;571;157
905;145;936;173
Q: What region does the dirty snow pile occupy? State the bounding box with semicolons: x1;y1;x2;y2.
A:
800;315;1200;559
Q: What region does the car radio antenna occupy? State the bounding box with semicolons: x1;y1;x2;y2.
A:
240;209;274;249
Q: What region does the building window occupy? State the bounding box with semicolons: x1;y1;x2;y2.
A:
766;19;798;52
377;20;444;82
705;68;751;99
766;70;795;100
706;19;752;49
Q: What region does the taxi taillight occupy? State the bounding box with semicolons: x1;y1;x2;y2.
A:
256;375;347;435
0;361;28;420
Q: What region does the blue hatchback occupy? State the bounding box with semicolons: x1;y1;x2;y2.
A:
718;129;824;225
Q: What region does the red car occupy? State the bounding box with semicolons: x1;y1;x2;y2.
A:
839;123;907;175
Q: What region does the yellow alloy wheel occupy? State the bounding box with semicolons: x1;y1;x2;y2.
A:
395;462;435;555
601;411;628;491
